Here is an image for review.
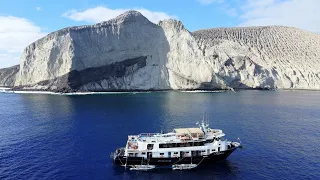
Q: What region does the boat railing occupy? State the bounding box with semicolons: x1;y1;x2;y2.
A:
138;133;160;137
176;132;205;141
208;129;223;133
112;147;125;159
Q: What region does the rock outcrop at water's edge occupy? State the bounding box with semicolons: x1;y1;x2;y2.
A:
0;65;19;87
1;10;320;92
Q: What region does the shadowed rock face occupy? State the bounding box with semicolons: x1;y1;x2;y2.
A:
32;56;147;92
0;65;19;87
3;11;320;92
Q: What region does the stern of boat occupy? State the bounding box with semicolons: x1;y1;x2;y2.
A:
111;147;125;163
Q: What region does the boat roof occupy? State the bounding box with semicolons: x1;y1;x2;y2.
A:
173;128;203;134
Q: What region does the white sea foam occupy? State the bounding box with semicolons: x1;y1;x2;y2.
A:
0;87;11;90
180;90;226;93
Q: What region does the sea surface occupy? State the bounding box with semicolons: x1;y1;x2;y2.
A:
0;90;319;180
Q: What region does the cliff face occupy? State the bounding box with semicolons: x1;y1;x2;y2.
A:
0;65;19;87
15;11;171;91
193;26;320;89
4;11;320;91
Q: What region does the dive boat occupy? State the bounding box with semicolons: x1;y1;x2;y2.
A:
111;120;241;169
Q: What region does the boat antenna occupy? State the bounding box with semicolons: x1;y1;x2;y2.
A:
202;113;205;123
204;113;208;126
210;113;212;127
206;113;208;125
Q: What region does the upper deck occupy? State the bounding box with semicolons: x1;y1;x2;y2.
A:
126;127;225;144
124;121;229;154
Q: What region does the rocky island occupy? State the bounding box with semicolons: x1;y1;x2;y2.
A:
0;10;320;92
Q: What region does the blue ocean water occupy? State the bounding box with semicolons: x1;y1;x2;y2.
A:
0;90;319;180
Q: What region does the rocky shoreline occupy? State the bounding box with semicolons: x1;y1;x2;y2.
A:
2;86;320;96
0;86;277;94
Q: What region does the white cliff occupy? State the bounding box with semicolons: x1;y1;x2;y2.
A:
15;11;170;91
193;26;320;89
3;11;319;92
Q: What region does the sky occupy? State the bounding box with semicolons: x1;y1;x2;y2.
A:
1;0;320;68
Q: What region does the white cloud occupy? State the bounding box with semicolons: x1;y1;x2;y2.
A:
197;0;320;33
0;16;47;68
239;0;320;33
197;0;224;5
243;0;275;8
36;7;41;11
62;6;177;24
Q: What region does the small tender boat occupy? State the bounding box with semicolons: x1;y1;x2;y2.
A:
172;164;198;170
129;165;156;171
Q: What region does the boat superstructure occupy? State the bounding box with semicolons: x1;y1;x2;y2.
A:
111;121;241;170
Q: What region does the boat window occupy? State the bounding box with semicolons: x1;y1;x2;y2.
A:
212;149;215;151
159;142;207;148
151;141;156;143
173;143;177;147
206;139;214;143
142;152;146;155
174;152;178;154
159;144;167;148
160;153;164;155
147;144;154;150
196;141;205;146
201;150;206;152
